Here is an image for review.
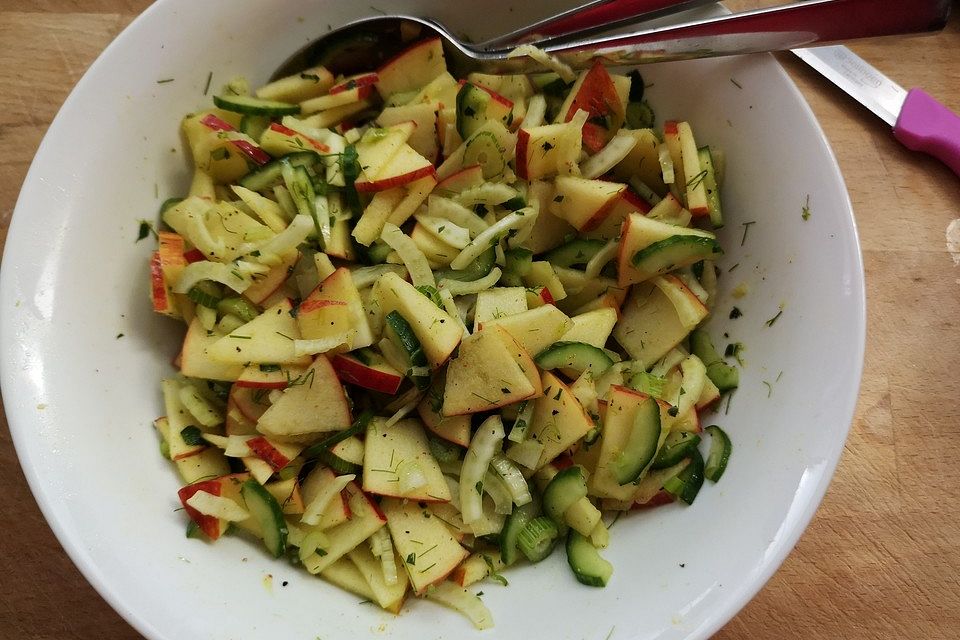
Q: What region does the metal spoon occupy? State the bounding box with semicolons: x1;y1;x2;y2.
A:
270;0;950;80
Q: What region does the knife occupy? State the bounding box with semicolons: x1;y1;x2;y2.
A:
793;45;960;177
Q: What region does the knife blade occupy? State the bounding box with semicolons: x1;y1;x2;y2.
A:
793;45;960;177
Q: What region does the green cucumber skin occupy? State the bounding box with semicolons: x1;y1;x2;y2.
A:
534;341;614;376
690;330;739;392
663;449;705;505
213;94;300;117
611;396;662;485
566;530;613;587
543;466;588;529
631;235;722;276
652;431;701;470
456;83;490;140
704;425;732;482
500;498;540;565
384;311;430;390
501;247;533;286
697;146;724;228
241;480;288;558
238;152;317;191
434;246;496;282
544;238;607;269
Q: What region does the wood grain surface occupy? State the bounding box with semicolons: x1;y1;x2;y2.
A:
1;2;958;638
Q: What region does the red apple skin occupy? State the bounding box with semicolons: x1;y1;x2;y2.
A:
436;164;483;191
565;62;624;153
234;377;287;390
199;114;271;165
345;482;387;522
622;187;653;214
177;479;225;540
298;298;348;314
377;37;441;76
329;73;379;95
634;490;676;509
246;436;291;471
354;165;436;192
331;354;403;395
515;128;531;180
267;123;330;152
231;386;269;423
578;195;621;233
183;248;205;263
150;252;170;313
664;120;679;136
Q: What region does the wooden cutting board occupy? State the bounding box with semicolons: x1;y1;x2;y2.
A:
0;2;958;638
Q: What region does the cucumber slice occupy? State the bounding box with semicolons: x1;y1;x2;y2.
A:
626;101;655;129
500;497;541;565
565;529;612;587
316;448;362;474
663;449;705;505
610;395;662;485
187;281;223;309
463;130;506;180
651;431;701;470
631;235;722;277
428;435;463;464
515;515;559;563
213;94;301;117
456;83;491;140
434;246;496;282
543;465;588;530
384;311;430;390
501;247;533;286
238;151;317;191
159;197;183;214
217;297;260;322
704;425;732;482
689;330;739;392
544;239;607;269
240;479;288;558
535;341;614;376
697;146;724;228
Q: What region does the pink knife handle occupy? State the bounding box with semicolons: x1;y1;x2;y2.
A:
893;89;960;177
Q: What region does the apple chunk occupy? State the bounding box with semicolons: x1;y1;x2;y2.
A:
331;352;404;394
375;37;447;98
297;267;374;352
479;304;573;358
381;497;470;594
549;176;626;232
362;418;451;502
179;318;244;382
255;355;352;441
443;326;537;416
302;482;387;574
528;371;595;468
207;299;312;366
376;272;462;368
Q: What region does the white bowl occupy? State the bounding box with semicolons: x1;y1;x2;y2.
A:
0;1;864;638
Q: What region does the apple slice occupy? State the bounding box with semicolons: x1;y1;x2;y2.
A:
451;551;507;587
245;436;302;472
443;326;537;416
348;544;410;612
173;446;231;485
588;385;659;500
472;287;528;330
354;144;436;192
677;121;710;216
302;482;387;574
479;304;573;358
611;128;668;195
207;299;312;366
265;477;305;515
377;272;462;368
527;371;595;468
616;212;719;286
258;122;332;157
300;466;351;529
230;385;270;424
550;176;626;232
585;187;652;241
177;473;250;540
515;121;581;180
663;120;686;198
180;318;244;381
331;352;404;395
434;164;484;194
525;286;556;309
613;280;692;368
381;497;470;594
653;274;708;330
235;362;308;389
375;37;447;98
197;113;271;165
417;375;471;446
151;232;188;317
377;102;441;163
355;121;417;181
560;308;618;349
560;62;626;153
320;558;379;605
362;418;452;501
407;71;459;108
352;187;407;247
241;251;297;304
301;84;375;114
297;267;375;352
330;72;379;94
225;393;258;436
256;355;353;440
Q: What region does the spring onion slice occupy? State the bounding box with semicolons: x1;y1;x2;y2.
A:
507;400;534;444
301;473;355;526
490;455;532;506
580;130;638;180
483;470;515;515
174;261;250;294
524;94;546;128
380;223;436;288
426;195;490;236
450;208;532;270
439;267;502;296
460;415;504;524
424;582;493;631
584;239;619;279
